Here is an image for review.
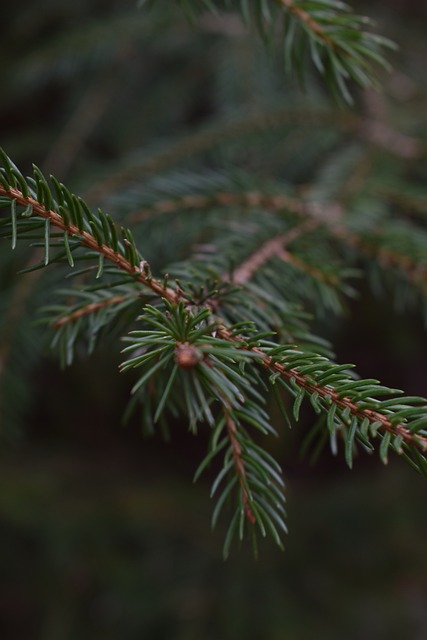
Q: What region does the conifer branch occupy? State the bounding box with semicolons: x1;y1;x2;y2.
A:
2;0;426;560
126;191;307;223
331;227;427;295
127;184;427;300
277;0;335;45
282;251;341;287
171;0;396;103
217;327;427;454
230;219;319;285
84;109;358;202
378;185;427;215
360;120;422;159
224;408;257;525
0;184;181;304
86;107;419;205
3;173;427;458
52;294;131;328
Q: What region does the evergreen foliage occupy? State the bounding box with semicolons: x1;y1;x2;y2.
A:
1;0;426;556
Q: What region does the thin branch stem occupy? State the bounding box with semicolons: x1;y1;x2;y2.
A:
126;191;307;223
127;185;427;295
281;250;340;286
52;294;132;328
277;0;335;46
332;226;427;293
231;219;319;285
87;107;421;205
217;326;427;453
84;109;358;202
0;185;182;305
224;407;256;525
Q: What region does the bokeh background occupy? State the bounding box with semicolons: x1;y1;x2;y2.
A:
1;1;426;638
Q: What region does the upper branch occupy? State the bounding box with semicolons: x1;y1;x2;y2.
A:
230;219;319;285
169;0;396;103
277;0;335;45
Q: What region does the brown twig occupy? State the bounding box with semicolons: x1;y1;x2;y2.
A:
224;408;257;525
277;0;335;46
127;183;427;297
83;109;357;203
126;190;306;223
231;219;320;285
217;326;427;453
52;294;131;328
331;226;427;294
0;185;183;306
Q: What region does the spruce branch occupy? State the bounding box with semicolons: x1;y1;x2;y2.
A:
2;143;427;554
170;0;396;103
335;228;427;287
217;326;427;457
327;224;427;307
230;218;319;285
223;408;257;526
85;108;353;202
126;190;308;224
125;182;427;306
0;172;181;304
2;0;427;562
84;104;420;206
51;294;131;328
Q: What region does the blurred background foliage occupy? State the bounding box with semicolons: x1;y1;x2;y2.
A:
0;0;427;638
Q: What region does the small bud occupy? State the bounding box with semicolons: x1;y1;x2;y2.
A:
175;342;203;368
139;260;152;277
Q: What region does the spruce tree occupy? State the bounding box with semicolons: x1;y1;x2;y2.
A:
1;0;426;557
